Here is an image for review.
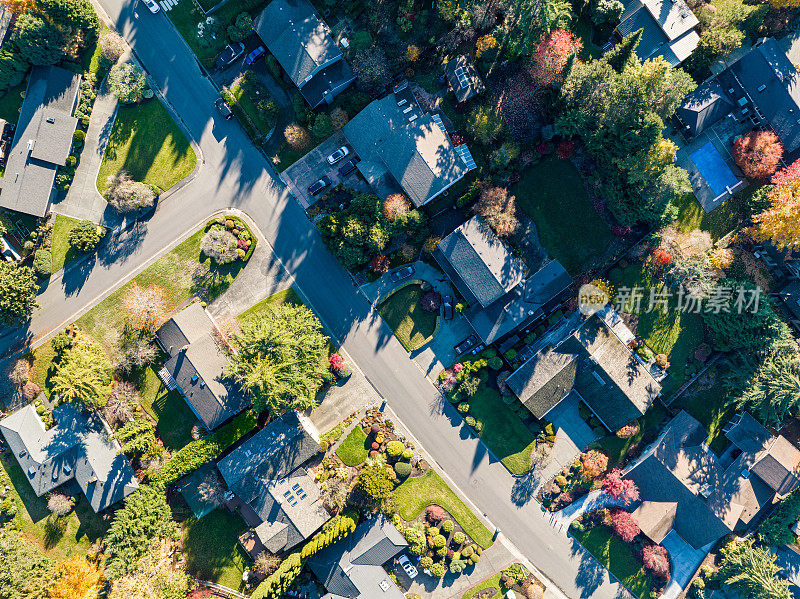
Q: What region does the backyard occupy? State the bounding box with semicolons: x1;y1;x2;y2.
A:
137;364;199;451
335;426;369;467
97;98;196;194
596;403;668;466
571;526;653;599
0;79;26;122
182;508;248;589
670;362;733;454
395;470;494;549
513;157;613;275
377;283;439;351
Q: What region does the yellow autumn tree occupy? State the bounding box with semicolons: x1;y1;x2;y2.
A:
749;158;800;252
49;555;103;599
0;0;32;15
768;0;800;8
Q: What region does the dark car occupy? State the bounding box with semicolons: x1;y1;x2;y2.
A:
454;335;478;356
244;45;266;66
215;42;245;69
308;175;332;196
389;265;415;283
442;295;453;320
338;157;360;177
214;98;233;120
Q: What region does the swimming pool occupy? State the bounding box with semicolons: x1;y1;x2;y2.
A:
689;142;741;198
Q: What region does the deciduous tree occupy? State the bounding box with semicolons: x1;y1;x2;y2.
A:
601;469;639;505
529;29;582;87
100;30;125;65
49;555;103;599
609;509;640;542
733;130;784;180
122;283;167;333
473;186;520;237
106;171;156;213
642;544;670;576
108;62;148;104
750;158;800;251
108;543;192;599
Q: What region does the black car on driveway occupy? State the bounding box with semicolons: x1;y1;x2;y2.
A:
308;176;332;196
454;335;478;355
215;43;245;69
442;295;453;320
390;265;415;282
338;157;360;177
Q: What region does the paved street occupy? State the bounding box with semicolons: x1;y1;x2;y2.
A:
0;3;631;598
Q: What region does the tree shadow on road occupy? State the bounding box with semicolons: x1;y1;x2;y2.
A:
511;470;540;506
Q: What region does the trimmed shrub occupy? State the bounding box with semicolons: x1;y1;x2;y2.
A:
457;402;470;414
201;227;239;264
442;520;454;534
469;553;480;564
419;556;433;569
453;531;465;545
465;416;476;427
426;505;445;525
68;220;104;253
394;461;411;478
488;356;503;370
433;534;446;548
402;448;414;460
386;440;404;458
462;545;474;558
33;249;51;278
430;562;446;578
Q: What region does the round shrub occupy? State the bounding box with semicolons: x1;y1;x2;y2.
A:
488;356;503;370
475;546;482;555
427;526;439;537
450;558;467;574
394;461;411;478
473;420;483;433
457;402;469;414
436;547;447;557
430;562;446;578
465;416;476;427
201;227;239;264
453;531;465;545
442;520;454;534
72;130;86;144
554;475;568;488
65;155;77;168
68;220;104;253
433;534;446;548
504;349;517;360
402;448;414;460
32;249;51;278
419;556;433;570
469;553;480;564
462;545;474;558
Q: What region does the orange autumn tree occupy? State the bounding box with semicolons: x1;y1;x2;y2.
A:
49;555;103;599
732;130;784;180
0;0;32;15
750;158;800;252
529;29;583;87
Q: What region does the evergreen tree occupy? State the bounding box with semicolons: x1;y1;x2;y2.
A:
0;525;52;599
719;538;792;599
602;29;641;73
0;261;38;324
13;12;63;65
0;48;28;93
51;336;112;410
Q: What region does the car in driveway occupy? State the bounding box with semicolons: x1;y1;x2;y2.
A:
214;98;233;120
244;46;266;66
308;175;332;196
142;0;160;12
398;555;418;580
338;157;359;177
454;335;478;355
326;146;349;165
442;295;453;320
215;43;245;69
389;265;415;282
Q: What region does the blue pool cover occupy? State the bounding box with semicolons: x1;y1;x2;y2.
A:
690;142;740;197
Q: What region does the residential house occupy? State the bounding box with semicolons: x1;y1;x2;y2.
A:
433;215;573;345
506;306;660;432
218;411;330;555
0;66;81;217
444;55;485;104
0;403;139;512
677;37;800;153
253;0;354;108
342;81;474;208
154;302;248;430
624;411;800;551
614;0;699;67
307;513;408;599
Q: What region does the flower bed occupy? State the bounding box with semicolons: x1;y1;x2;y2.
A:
462;563;545;599
537;449;609;511
203;214;256;262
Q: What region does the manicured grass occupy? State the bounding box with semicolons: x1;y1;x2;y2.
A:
275;143;307;172
395;470;494;549
97;98;196;194
673;191;746;242
377;284;439;351
572;526;652;599
0;78;27;122
228;79;275;136
513;157;613;275
462;571;503;599
31;342;58;398
138;364;198;451
77;226;244;352
0;451;109;561
469;384;536;475
335;426;369;467
597;403;668;466
237;287;302;323
182;508;248;589
670;363;733;454
51;214;82;273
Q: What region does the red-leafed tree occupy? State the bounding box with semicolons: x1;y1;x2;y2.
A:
557;139;575;159
642;544;670;577
601;469;640;505
610;509;640;542
370;254;390;273
529;29;583;87
732;130;784;180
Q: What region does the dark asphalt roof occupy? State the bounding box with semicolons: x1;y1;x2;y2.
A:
676;78;735;135
297;58;355;108
507;346;577;419
434;215;525;308
0;66;81;217
444;55;485;103
616;0;698;66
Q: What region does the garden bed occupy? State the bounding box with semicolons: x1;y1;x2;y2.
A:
377;282;439;351
461;564;545;599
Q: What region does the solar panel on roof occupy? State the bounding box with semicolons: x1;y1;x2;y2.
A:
292;483;301;490
431;113;446;133
454;66;469;88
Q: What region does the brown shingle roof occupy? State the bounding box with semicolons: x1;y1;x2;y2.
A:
632;501;677;544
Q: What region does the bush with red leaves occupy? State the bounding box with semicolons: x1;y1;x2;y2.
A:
420;290;442;312
536;142;551;155
602;469;639;505
557;139;575;160
451;133;465;146
370;254;390;273
329;353;344;371
641;544;670;577
22;381;41;400
426;505;446;525
237;238;249;251
612;225;631;237
653;249;672;264
610;509;640;542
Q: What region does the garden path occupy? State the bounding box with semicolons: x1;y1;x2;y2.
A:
550;490;633;534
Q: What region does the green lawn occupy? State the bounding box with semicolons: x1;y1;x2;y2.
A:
395;470;494;549
77;226;244;353
138;364;198;451
513;157;613;275
597;403;668;466
51;214;82;273
182;508;248;589
228;79;275;136
469;384;536;475
572;526;652;599
237;287;302;323
0;78;27;122
461;571;504;599
335;426;369;467
670;363;733;454
673;192;746;242
377;284;439;351
0;452;109;561
97;98;196;194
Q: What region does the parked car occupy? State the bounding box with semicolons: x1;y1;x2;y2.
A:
214;98;233;120
215;42;245;69
442;295;453;320
454;335;478;355
326;146;350;165
308;176;332;196
338;157;359;177
398;555;418;579
142;0;160;13
244;45;266;66
389;265;415;282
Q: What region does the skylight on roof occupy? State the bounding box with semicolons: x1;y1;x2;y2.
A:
454;66;469;88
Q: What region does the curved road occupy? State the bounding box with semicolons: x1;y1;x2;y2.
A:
4;4;631;598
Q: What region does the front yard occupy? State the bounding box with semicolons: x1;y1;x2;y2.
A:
97;98;196;194
513;157;613;275
50;214;82;273
377;283;439;351
335;426;369;467
182;508;248;589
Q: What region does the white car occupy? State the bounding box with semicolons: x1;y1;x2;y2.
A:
326;146;349;165
142;0;160;13
398;555;418;579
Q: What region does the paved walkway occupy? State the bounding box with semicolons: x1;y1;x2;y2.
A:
551;491;631;533
659;531;708;599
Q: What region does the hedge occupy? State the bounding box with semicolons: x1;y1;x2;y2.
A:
156;410;257;486
300;509;358;559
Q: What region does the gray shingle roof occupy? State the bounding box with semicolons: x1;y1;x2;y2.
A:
342;89;469;207
434;215;525;308
444;55;485;103
0;404;138;512
616;0;699;66
0;66;81;217
155;303;248;430
507;347;577;419
308;514;407;599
